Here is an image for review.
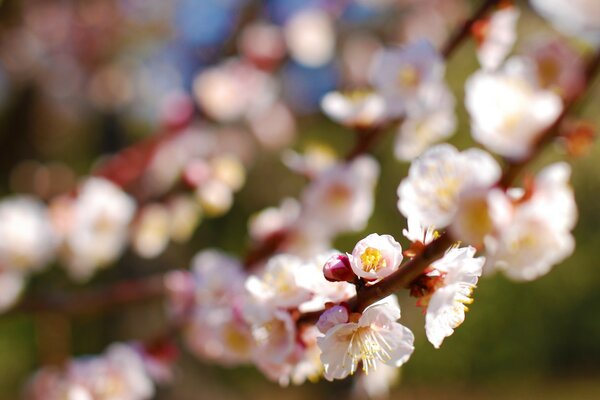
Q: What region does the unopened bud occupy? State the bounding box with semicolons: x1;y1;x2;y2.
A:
323;254;355;283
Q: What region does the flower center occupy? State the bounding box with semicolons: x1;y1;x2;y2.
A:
397;65;420;88
360;247;386;272
350;326;392;375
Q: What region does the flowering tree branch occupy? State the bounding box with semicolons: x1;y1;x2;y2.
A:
300;44;600;325
441;0;501;58
500;46;600;187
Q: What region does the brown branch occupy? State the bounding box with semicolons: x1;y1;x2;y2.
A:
299;45;600;325
9;274;166;316
441;0;500;58
500;47;600;188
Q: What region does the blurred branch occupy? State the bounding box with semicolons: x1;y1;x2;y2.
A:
500;46;600;188
441;0;500;58
9;274;165;317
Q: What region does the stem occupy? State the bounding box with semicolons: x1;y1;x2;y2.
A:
500;46;600;188
300;44;600;324
9;275;165;316
441;0;500;58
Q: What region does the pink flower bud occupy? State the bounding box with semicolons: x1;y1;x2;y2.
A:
317;305;349;334
323;254;355;283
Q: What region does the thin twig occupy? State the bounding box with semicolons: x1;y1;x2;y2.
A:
9;274;165;316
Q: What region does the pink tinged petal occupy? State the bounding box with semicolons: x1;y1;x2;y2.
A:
426;285;468;349
318;323;359;381
377;323;415;368
317;305;350;334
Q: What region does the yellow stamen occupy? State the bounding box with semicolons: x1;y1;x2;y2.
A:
360;247;386;272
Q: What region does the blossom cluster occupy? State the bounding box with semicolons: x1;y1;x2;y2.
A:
0;129;247;312
26;343;172;400
14;0;600;399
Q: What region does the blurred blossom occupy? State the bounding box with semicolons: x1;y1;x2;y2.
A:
530;0;600;44
211;155;246;192
143;128;215;196
159;91;195;129
395;83;457;161
341;32;382;86
485;163;577;281
369;40;445;117
352;363;400;399
301;155;379;235
248;101;297;150
27;343;156;400
132;204;171;259
193;59;277;123
321;90;388;129
0;197;57;273
473;5;520;71
398;0;469;47
465;57;563;160
168;195;202;244
282;143;338;178
284;9;336;68
248;198;301;242
239;23;286;70
61;178;136;281
195;179;234;217
523;38;586;101
246;255;313;309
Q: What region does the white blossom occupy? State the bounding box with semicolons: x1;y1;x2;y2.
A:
395;83;456;161
28;343;155;400
465;63;563;160
349;234;403;282
62;178;136;281
301;156;379;235
317;295;414;380
530;0;600;44
397;144;501;228
370;39;445;116
0;196;57;272
190;249;246;306
475;6;520;70
284;9;336;67
423;246;485;348
321;90;387;129
402;217;438;246
246;254;312;309
185;306;254;366
485;163;577;281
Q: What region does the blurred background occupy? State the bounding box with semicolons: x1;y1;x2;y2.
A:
0;0;599;398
